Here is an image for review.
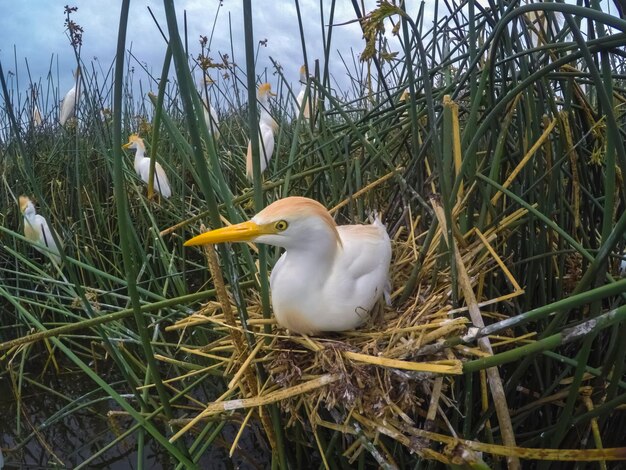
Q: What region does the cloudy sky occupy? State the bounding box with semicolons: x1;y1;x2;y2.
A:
0;0;415;112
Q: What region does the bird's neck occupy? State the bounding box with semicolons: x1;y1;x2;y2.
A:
281;228;340;280
259;109;277;133
257;96;276;132
134;146;146;165
23;211;37;225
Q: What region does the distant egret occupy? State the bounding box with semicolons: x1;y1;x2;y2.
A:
296;65;311;120
185;196;392;334
60;67;80;125
33;105;43;128
19;196;62;266
31;87;42;127
123;134;172;199
200;75;220;141
246;83;278;179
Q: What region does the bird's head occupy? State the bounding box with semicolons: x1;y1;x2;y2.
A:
19;196;35;216
122;134;145;151
184;196;341;250
258;83;276;100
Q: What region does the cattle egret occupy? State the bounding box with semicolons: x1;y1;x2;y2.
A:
122;134;172;199
296;65;311;120
19;196;62;266
60;68;80;125
246;83;278;179
31;87;43;127
185;196;392;334
200;76;220;141
33;105;43;128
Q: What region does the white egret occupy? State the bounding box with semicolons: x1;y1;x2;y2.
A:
60;67;80;125
200;76;220;141
19;196;62;266
122;134;172;199
246;83;278;179
31;87;42;127
295;65;311;120
185;196;392;334
33;105;43;128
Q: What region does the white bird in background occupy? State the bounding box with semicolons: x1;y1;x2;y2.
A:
33;104;43;128
295;65;311;120
19;196;62;266
185;196;392;334
246;83;278;180
122;134;172;199
60;67;81;125
200;75;220;141
31;86;43;128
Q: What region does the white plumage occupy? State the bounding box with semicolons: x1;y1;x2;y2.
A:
32;87;43;128
203;103;220;141
185;196;392;334
19;196;62;266
246;83;278;179
200;76;220;141
60;68;80;125
33;104;43;128
123;134;172;199
295;65;311;120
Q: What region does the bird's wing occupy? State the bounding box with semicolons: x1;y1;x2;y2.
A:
137;159;171;198
203;105;220;139
260;125;275;168
154;163;172;198
296;87;310;119
334;224;391;292
59;87;76;125
31;215;62;266
35;215;60;251
137;157;172;199
296;88;305;107
210;106;219;127
137;159;152;183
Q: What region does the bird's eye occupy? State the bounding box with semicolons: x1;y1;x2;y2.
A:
274;220;288;231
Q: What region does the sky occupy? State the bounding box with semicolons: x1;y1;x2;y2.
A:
0;0;405;113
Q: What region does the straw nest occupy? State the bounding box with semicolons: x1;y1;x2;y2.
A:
166;196;527;463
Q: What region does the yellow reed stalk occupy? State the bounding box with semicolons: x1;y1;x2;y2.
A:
341;351;462;374
170;373;340;441
388;415;626;462
431;196;520;469
329;167;403;215
491;117;557;205
228;339;264;390
558;111;581;228
490;332;536;348
419;318;469;346
229;407;255;457
443;95;464;201
353;413;451;464
475;229;523;293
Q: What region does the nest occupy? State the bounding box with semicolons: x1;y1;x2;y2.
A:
166;197;528;464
